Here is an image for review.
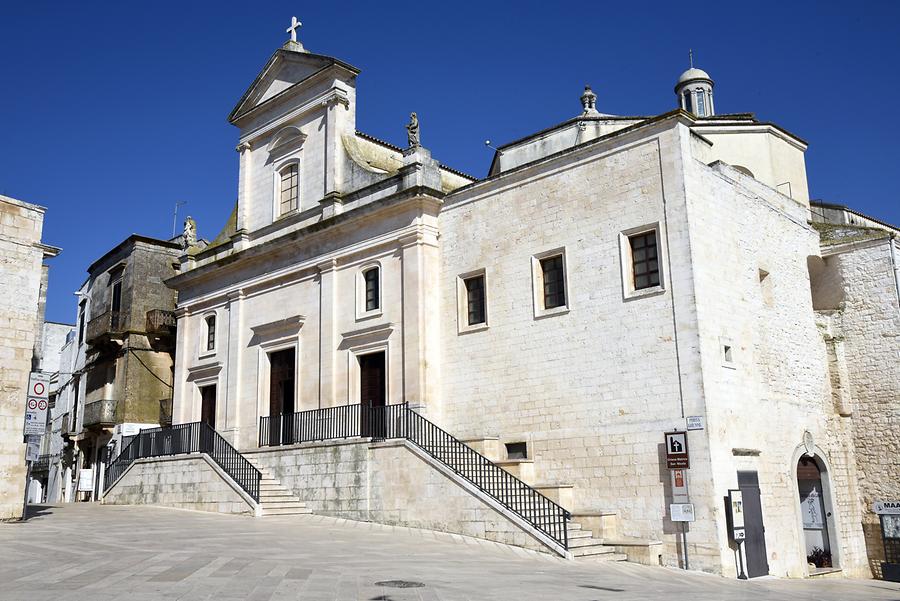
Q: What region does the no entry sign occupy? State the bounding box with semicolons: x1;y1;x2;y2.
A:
23;372;49;436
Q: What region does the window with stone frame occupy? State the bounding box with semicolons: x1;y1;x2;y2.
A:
629;230;660;290
464;274;486;326
205;315;216;352
363;267;380;312
540;255;566;309
695;89;707;116
279;164;299;215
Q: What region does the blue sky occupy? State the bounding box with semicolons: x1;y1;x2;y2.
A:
1;1;898;324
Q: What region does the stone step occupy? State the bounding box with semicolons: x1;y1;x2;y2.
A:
568;536;610;548
262;506;312;516
566;529;593;540
571;544;618;558
259;493;295;501
260;500;308;509
566;522;583;531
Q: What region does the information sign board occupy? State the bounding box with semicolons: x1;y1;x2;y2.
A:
665;431;690;469
670;503;695;522
874;501;900;515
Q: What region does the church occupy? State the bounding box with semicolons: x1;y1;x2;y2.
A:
103;20;899;580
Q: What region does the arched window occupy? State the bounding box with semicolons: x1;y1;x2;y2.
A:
695;90;707;117
205;315;216;351
363;267;380;312
683;92;693;113
278;164;299;216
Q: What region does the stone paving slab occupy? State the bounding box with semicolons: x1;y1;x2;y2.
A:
1;504;899;601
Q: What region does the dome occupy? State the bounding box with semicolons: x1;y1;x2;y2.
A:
677;67;712;86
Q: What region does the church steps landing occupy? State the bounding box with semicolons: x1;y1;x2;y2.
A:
249;464;311;517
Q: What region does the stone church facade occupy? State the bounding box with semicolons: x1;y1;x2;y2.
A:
150;33;898;578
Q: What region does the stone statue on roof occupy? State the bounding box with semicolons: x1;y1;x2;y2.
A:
183;216;197;249
406;112;420;148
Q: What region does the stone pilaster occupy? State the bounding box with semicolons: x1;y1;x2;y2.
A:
224;289;245;445
317;259;338;408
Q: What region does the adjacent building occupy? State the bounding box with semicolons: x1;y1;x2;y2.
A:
51;235;183;499
0;194;58;520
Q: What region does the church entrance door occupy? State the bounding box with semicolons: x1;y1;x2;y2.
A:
797;456;837;571
359;352;386;439
269;348;296;446
200;384;217;430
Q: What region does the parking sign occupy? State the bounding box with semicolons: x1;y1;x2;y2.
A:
23;372;50;436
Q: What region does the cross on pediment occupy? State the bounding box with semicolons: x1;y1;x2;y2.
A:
286;16;302;43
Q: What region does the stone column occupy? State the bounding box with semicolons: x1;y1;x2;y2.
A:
224;289;245;446
172;307;192;425
399;227;441;413
317;259;338;408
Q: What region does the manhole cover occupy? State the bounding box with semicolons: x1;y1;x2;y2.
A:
374;580;426;589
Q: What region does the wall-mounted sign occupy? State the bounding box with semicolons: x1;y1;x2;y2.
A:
671;468;689;503
23;372;50;436
670;503;695;522
874;501;900;515
665;431;690;469
686;416;705;431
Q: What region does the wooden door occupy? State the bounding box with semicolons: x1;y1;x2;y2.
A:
269;348;296;445
200;385;216;430
738;470;770;578
359;352;386;438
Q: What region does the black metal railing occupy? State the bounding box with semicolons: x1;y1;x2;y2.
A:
259;403;569;550
105;422;260;502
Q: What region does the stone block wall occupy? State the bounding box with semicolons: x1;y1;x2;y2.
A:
246;439;552;553
103;455;254;515
0;195;46;520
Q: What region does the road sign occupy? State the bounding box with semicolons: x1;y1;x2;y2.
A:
25;436;40;462
671;468;690;503
23;372;50;435
671;503;695;522
686;416;705;431
665;431;690;469
874;501;900;515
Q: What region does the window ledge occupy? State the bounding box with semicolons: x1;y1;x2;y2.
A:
458;323;489;335
356;309;383;322
534;306;570;320
275;209;299;221
624;285;666;302
198;350;216;361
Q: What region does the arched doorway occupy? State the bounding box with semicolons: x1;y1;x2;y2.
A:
797;456;839;571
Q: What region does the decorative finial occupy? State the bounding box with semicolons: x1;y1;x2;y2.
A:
580;85;599;116
287;16;302;43
406;112;420;148
689;48;694;69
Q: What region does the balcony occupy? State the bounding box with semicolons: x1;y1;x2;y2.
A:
146;309;176;337
85;311;128;345
82;399;117;428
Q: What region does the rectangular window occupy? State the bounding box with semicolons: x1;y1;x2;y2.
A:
77;301;86;345
279;164;299;215
629;231;660;290
464;275;486;325
540;255;566;309
205;316;216;352
364;268;379;312
696;91;706;116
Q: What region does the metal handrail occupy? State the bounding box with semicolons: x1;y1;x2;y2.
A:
105;422;260;502
258;403;570;549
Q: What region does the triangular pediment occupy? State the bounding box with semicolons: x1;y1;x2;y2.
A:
228;47;360;125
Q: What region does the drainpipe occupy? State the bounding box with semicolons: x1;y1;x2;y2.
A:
890;233;900;315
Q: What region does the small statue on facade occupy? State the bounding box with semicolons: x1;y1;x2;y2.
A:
406;112;420;148
182;216;197;249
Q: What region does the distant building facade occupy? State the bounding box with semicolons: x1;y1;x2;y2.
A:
52;235;182;500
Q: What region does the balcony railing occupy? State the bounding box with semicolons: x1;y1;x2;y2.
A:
82;399;117;428
85;310;127;344
146;309;176;336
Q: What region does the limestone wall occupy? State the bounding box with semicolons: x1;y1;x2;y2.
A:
823;239;900;575
0;195;47;520
246;440;553;553
103;455;255;515
684;160;867;578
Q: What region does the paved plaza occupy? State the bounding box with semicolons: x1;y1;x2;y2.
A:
1;504;898;601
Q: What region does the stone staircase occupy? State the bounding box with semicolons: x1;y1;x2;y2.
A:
255;466;311;517
463;436;626;562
